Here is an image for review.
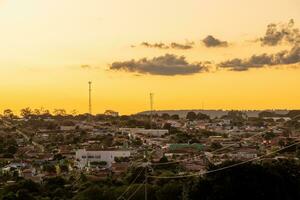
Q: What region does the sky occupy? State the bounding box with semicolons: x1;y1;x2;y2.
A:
0;0;300;115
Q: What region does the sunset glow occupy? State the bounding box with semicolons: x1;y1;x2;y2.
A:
0;0;300;114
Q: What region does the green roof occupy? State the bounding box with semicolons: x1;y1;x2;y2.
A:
168;143;204;151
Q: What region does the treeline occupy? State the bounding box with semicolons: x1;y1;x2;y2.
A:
258;110;300;119
2;108;300;121
1;159;300;200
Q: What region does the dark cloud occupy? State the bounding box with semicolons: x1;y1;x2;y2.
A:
260;19;300;46
141;42;169;49
202;35;228;47
170;42;193;49
81;64;91;69
218;45;300;71
110;54;208;76
140;42;194;50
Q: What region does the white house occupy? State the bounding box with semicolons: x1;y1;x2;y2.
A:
75;149;131;169
120;128;168;137
229;149;258;160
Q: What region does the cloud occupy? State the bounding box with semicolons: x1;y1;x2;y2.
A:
140;41;194;50
260;19;300;46
202;35;228;47
170;42;193;49
218;45;300;71
81;64;92;69
141;42;169;49
110;54;208;76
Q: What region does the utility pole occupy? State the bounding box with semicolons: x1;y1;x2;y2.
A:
150;93;154;129
145;165;148;200
144;150;148;200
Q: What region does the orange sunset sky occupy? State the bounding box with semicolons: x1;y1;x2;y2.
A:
0;0;300;115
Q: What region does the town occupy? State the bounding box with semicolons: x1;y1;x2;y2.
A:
0;108;300;199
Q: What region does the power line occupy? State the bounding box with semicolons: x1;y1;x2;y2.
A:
147;141;300;179
127;180;146;200
117;168;144;200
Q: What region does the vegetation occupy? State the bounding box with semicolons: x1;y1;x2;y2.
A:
0;136;18;156
1;160;300;200
186;112;210;121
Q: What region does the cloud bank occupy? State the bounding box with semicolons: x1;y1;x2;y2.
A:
260;19;300;46
218;45;300;71
110;54;208;76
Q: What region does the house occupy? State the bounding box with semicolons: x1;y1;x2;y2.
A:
120;128;169;137
228;148;258;160
104;110;119;117
111;162;129;175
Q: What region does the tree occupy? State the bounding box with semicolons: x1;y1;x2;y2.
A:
20;107;32;119
286;110;300;118
7;145;17;154
190;160;300;200
43;176;66;191
43;164;56;174
33;108;41;115
278;139;285;147
53;109;67;116
196;112;210;120
90;161;107;166
156;181;183;200
163;123;172;130
258;111;277;118
210;142;222;150
171;114;180;120
53;153;64;161
186;112;197;121
3;109;14;119
227;110;247;120
73;185;105;200
161;113;170;120
70;109;78;116
159;155;169;163
39;107;50;115
263;131;276;140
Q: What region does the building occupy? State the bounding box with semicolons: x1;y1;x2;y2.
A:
104;110;119;117
75;149;131;169
228;148;258;160
120;128;169;137
167;143;204;153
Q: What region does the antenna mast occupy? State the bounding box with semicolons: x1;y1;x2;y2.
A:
150;93;154;129
88;81;92;115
